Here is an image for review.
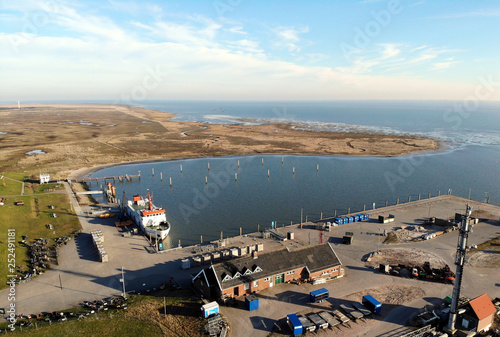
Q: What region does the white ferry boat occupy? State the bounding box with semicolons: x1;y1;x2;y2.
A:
126;190;170;240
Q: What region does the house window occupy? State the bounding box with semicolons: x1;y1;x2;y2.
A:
244;283;250;290
264;277;271;282
286;271;295;276
253;281;258;287
321;271;329;276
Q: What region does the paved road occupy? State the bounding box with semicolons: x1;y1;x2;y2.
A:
1;192;499;337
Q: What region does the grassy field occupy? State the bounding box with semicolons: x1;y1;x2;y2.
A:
0;174;24;196
0;183;81;290
0;292;206;337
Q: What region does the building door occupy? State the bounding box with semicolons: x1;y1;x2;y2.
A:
275;274;284;285
234;286;239;296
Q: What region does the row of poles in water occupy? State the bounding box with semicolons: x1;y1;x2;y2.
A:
150;157;318;186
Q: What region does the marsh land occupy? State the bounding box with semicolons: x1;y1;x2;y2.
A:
0;104;438;178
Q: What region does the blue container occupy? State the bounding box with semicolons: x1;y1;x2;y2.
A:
245;294;259;311
347;217;354;223
362;294;382;315
334;217;343;224
353;215;360;222
287;314;303;335
364;214;370;221
310;288;329;303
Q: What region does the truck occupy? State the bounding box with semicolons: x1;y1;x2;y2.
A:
310;288;329;303
286;314;303;336
362;294;382;315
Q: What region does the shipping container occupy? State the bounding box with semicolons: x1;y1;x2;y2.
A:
201;302;219;318
287;314;303;336
362;295;382;315
310;288;329;303
245;294;259;311
353;215;360;222
334;217;343;224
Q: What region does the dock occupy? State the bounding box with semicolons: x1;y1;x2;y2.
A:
72;173;141;183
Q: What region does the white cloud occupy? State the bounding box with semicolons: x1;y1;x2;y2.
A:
431;9;500;19
379;43;401;59
339;44;460;76
0;1;488;101
227;26;247;35
273;26;309;52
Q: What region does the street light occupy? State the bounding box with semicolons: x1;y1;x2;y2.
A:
377;227;382;253
120;266;126;299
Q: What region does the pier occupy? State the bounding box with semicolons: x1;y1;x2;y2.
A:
73;173;141;183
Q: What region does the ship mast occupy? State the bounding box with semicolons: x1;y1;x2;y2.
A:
146;190;153;211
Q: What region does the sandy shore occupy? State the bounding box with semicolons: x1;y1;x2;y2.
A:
0;103;439;178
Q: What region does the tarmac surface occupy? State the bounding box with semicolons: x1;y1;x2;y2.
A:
1;187;499;336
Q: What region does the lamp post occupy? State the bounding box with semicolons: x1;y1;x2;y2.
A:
120;266;126;299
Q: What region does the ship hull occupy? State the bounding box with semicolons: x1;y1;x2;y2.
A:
125;199;170;241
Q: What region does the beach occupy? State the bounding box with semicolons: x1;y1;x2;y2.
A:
0;104;438;178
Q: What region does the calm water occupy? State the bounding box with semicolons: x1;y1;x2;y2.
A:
89;101;500;248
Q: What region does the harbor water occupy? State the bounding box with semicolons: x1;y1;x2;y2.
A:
89;100;500;248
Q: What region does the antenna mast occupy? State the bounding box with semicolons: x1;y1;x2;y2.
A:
446;205;473;332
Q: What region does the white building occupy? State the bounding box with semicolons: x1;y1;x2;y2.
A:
40;173;50;184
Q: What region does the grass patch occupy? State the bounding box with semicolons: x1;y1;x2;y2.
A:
1;293;206;337
0;192;81;290
469;235;500;253
37;183;64;194
0;175;24;196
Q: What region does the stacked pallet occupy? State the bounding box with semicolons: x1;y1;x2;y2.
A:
91;229;108;262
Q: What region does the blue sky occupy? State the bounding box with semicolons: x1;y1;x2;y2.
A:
1;0;500;101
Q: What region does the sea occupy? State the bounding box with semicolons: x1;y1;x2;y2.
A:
88;100;500;248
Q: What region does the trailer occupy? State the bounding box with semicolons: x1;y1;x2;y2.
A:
306;313;328;329
201;301;219;318
339;303;364;320
332;309;350;324
351;302;372;317
297;315;316;332
343;232;354;245
309;288;329;303
362;294;382;315
318;311;341;328
286;314;303;336
378;214;395;223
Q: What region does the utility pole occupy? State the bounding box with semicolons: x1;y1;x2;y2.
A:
446;205;473;333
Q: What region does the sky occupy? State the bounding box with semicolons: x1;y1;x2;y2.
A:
1;0;500;102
